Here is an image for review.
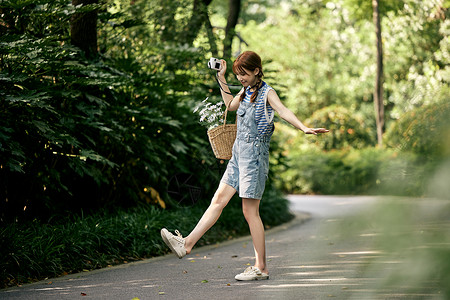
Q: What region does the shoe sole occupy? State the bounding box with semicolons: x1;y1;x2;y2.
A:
160;228;183;259
235;275;269;281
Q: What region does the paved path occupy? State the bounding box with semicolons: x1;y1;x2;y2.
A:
0;195;444;299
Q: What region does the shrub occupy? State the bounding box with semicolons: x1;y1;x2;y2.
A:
306;105;376;150
384;100;450;160
0;0;220;221
278;146;437;197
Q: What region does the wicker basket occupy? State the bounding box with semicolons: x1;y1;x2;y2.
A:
207;105;236;160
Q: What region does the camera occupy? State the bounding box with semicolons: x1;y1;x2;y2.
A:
208;57;222;71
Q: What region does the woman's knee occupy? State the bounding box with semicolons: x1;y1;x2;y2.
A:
242;198;260;221
211;186;234;210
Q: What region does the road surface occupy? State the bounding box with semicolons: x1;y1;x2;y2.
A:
1;195;445;299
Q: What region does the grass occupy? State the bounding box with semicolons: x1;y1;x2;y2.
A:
0;185;293;288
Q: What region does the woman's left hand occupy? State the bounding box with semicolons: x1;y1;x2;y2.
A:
303;128;329;135
218;59;227;78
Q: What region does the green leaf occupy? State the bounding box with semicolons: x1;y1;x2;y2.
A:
170;140;187;154
80;149;118;169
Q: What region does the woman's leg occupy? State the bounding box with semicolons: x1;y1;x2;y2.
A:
242;198;268;274
184;182;236;254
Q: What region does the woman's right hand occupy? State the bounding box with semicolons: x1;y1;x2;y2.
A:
218;59;227;77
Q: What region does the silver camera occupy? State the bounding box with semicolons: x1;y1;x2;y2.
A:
208;57;221;70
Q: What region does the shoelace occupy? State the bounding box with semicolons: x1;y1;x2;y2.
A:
173;230;184;243
243;266;261;275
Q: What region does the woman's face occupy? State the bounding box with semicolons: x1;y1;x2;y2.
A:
236;67;259;88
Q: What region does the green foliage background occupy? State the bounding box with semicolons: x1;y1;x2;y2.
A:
232;0;448;197
0;0;225;221
1;0;447;218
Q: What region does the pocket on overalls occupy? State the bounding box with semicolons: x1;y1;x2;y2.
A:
237;106;251;129
237;106;246;117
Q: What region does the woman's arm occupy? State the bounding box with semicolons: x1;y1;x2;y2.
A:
217;60;241;111
267;89;329;135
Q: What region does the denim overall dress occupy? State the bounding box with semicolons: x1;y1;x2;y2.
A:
221;83;274;200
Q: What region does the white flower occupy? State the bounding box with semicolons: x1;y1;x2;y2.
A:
194;97;228;129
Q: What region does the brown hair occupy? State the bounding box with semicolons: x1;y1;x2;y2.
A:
232;51;264;103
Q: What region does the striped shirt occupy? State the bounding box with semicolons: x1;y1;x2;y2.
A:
242;82;274;135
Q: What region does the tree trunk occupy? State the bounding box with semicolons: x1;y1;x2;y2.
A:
372;0;384;147
182;0;213;46
223;0;241;60
204;11;218;57
70;0;98;58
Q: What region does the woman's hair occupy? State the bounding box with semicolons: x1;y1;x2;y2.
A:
232;51;264;103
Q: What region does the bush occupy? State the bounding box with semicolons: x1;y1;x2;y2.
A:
384;100;450;160
0;0;221;221
305;105;376;150
280;147;380;194
278;146;438;197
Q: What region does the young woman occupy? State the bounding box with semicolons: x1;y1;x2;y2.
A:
161;51;329;281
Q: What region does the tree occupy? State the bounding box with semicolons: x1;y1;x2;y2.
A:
182;0;214;48
341;0;407;146
223;0;241;60
182;0;242;59
70;0;99;58
372;0;384;147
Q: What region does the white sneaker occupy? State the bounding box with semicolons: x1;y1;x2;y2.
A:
160;228;187;259
235;266;269;281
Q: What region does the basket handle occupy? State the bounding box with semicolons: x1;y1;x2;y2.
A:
221;99;233;128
